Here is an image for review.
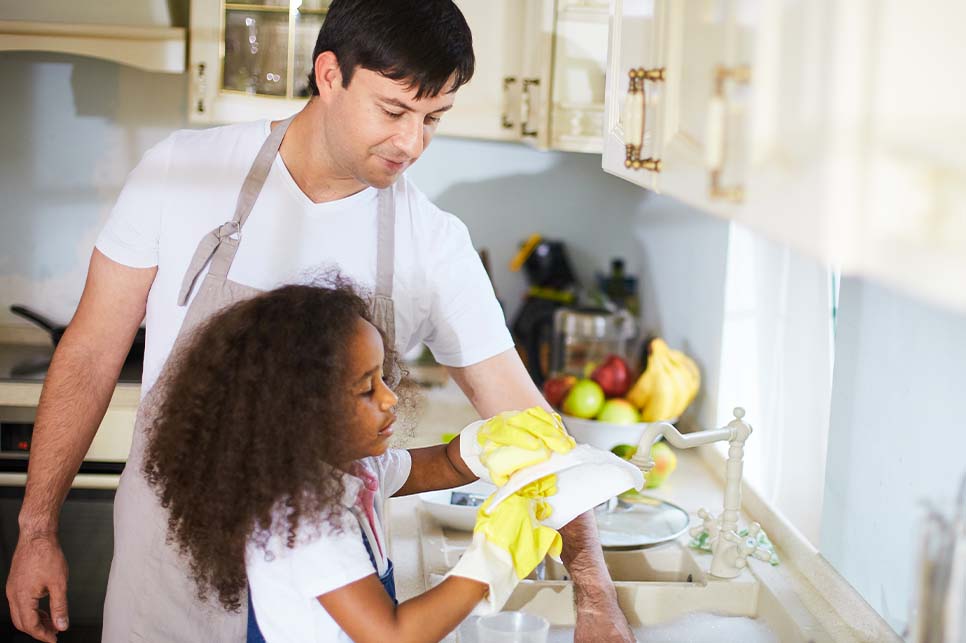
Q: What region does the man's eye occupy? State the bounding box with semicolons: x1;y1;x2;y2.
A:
383;109;403;119
425;115;441;125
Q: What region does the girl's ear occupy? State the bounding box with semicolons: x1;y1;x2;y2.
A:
314;51;343;100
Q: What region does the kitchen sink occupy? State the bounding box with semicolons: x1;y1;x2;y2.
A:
541;542;705;584
418;506;835;642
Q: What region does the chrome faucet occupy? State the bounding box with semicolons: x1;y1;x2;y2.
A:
630;407;770;578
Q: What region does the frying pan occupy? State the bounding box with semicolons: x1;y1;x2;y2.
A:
11;305;145;365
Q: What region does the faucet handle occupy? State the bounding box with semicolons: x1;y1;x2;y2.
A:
690;507;719;539
724;522;773;569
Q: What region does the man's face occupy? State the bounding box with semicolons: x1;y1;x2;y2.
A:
323;67;456;189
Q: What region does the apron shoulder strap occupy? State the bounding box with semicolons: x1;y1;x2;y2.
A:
374;187;395;300
177;117;295;306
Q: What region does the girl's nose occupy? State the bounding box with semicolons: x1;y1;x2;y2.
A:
381;387;399;410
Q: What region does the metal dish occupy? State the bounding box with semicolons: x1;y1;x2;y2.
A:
594;492;691;550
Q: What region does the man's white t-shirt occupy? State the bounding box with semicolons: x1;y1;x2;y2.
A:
246;449;413;643
95;119;513;394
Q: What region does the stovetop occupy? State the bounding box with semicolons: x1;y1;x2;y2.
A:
0;343;142;384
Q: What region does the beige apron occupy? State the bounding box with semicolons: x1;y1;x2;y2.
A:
102;116;398;642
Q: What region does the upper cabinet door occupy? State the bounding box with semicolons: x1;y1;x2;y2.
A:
602;0;660;190
547;0;610;153
655;0;746;216
517;0;556;150
440;0;608;153
189;0;329;124
435;0;524;142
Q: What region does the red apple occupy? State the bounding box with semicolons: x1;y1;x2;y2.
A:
590;354;632;398
596;399;640;424
562;379;606;419
542;374;577;408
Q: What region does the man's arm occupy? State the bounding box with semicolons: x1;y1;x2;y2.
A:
5;250;156;643
446;349;634;643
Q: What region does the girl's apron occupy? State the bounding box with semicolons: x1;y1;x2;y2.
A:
102;115;398;642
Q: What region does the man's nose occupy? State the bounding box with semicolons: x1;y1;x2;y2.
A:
393;115;424;160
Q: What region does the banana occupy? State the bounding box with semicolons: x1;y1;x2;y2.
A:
664;348;700;411
628;338;701;422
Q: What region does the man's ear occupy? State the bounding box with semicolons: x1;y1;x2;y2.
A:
314;51;342;99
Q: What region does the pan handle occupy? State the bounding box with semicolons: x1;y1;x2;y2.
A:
10;305;60;332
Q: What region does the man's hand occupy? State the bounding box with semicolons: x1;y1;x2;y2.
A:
447;352;633;639
6;532;70;643
573;589;635;643
560;512;635;643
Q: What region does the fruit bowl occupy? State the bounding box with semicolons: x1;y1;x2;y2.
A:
561;414;676;452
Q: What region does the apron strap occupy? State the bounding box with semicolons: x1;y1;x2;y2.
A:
178;117;295;306
374;188;395;299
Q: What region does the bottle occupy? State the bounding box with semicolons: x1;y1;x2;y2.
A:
599;258;639;315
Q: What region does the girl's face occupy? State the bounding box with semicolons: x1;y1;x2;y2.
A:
344;317;398;461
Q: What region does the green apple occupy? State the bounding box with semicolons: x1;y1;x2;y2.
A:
596;398;640;425
562;379;605;419
645;441;678;488
611;444;638;460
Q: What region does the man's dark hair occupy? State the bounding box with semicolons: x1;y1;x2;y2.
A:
306;0;474;99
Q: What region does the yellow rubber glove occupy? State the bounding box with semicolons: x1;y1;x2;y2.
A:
476;407;576;486
474;475;563;579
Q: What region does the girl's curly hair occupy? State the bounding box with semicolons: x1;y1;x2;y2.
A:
142;276;418;612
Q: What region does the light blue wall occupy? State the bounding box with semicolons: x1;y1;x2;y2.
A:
821;277;966;631
0;52;188;322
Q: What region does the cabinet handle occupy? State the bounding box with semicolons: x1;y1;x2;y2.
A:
501;76;517;129
623;68;664;172
706;65;751;202
194;63;207;114
520;78;540;138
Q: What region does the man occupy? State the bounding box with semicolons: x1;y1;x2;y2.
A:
5;1;634;641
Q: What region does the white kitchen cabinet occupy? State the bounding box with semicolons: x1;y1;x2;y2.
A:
0;0;186;73
601;0;660;189
515;0;556;149
603;0;760;204
441;0;609;153
435;0;524;142
603;0;966;313
189;1;329;124
543;0;610;152
843;1;966;312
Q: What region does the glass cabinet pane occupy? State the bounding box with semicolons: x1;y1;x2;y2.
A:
223;9;290;96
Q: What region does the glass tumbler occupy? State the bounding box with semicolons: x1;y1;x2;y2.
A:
475;611;549;643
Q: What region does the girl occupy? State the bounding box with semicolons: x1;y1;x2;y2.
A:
141;279;555;642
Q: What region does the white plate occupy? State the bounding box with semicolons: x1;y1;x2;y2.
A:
418;480;496;531
561;414;676;452
486;444;644;529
